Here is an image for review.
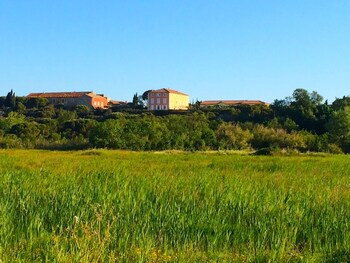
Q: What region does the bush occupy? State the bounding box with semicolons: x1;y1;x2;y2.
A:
216;123;252;150
251;125;305;150
0;134;23;149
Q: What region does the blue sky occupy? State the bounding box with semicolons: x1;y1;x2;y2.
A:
1;0;349;103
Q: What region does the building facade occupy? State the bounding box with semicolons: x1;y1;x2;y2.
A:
147;88;189;110
27;91;109;109
200;100;269;108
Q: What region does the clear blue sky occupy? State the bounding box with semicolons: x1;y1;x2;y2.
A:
1;0;349;103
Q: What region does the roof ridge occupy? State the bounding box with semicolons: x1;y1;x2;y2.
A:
27;91;94;99
151;88;189;96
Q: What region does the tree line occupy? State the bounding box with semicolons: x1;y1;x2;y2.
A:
0;88;349;153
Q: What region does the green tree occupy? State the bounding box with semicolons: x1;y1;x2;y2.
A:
57;109;77;127
141;90;152;108
272;88;326;133
89;119;126;148
61;119;96;139
216;123;252;150
41;104;56;118
74;105;91;118
5;89;16;108
291;88;321;120
132;93;139;109
10;122;41;141
16;102;26;114
142;90;151;101
332;96;350;111
191;100;202;110
327;107;350;152
5;112;26;129
251;125;305;150
0;97;5;109
25;97;49;109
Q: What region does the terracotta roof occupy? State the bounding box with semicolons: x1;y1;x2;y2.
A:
27;91;93;98
85;93;104;98
150;88;189;96
108;100;127;105
200;100;268;106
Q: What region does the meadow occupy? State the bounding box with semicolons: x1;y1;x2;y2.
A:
0;150;349;262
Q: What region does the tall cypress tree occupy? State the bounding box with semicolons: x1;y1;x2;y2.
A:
5;89;16;109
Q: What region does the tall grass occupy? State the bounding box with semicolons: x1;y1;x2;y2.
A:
0;150;349;262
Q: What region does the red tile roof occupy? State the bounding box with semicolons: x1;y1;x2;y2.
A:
200;100;268;106
27;91;93;98
85;93;104;98
108;100;127;105
150;88;189;96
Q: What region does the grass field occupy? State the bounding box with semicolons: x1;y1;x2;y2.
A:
0;150;350;262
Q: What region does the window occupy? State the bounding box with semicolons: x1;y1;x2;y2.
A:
163;93;166;97
151;105;154;110
151;98;154;104
163;98;167;104
156;105;160;110
157;93;160;97
157;98;160;104
163;105;167;110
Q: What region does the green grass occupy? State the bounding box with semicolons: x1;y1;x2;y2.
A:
0;150;350;262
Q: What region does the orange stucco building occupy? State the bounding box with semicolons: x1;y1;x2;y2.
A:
200;100;269;108
27;91;109;109
147;88;189;110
